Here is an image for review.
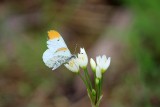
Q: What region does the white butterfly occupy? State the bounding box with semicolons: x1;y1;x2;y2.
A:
42;30;76;70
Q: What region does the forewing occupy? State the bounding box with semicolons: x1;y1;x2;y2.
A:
47;36;70;53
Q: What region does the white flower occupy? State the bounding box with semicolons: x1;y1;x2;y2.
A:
96;66;102;79
64;58;79;73
90;58;96;72
77;48;88;69
96;55;111;73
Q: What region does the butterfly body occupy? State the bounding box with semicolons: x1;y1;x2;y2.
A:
43;30;75;70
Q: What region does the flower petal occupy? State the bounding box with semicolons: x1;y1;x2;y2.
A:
105;57;111;69
64;58;79;73
77;48;88;68
96;56;101;66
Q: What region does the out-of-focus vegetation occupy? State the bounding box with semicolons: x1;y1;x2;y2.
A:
0;0;160;107
127;0;160;106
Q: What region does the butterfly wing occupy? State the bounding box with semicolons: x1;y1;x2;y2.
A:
43;30;72;70
50;55;70;70
47;37;68;51
46;30;71;54
43;48;72;70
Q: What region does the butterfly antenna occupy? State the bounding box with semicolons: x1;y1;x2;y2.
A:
73;44;78;54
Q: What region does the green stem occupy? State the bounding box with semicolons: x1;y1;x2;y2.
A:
91;103;99;107
84;68;92;90
95;80;98;103
99;76;103;97
96;79;100;104
95;76;103;107
79;73;95;106
78;73;88;88
99;79;102;98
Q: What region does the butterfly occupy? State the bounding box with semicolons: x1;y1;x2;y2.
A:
42;30;76;70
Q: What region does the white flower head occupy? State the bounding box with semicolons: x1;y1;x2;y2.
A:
77;48;88;69
90;58;96;72
64;58;79;73
96;55;111;73
96;66;102;79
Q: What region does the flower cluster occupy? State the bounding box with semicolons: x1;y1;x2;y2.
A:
65;48;111;107
65;48;89;72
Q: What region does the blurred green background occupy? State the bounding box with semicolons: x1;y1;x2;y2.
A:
0;0;160;107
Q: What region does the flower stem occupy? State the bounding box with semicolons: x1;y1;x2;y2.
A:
78;73;95;106
95;79;100;104
91;103;99;107
78;73;88;88
84;68;92;90
99;76;103;97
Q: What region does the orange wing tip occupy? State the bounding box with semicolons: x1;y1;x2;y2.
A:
48;30;61;40
56;47;68;52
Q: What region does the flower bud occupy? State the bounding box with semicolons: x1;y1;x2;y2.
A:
92;89;96;96
90;58;96;72
95;78;100;85
96;66;102;79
